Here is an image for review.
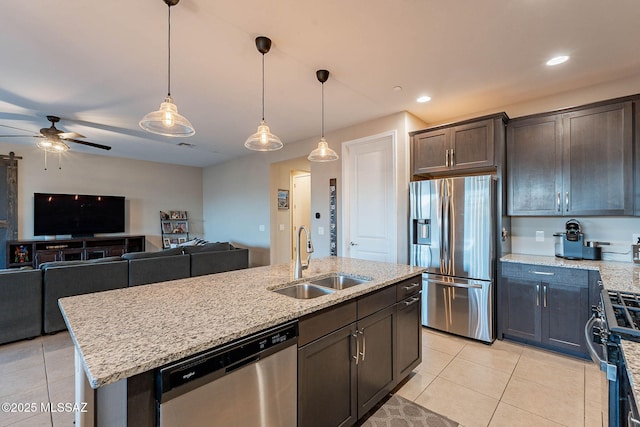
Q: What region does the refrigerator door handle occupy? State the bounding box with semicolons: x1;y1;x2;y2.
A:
438;181;446;270
427;278;483;289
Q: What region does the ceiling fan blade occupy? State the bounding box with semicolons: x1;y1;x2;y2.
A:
58;132;86;139
63;138;112;151
0;123;37;134
60;138;111;150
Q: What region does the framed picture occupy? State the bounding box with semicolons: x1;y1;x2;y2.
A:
170;210;187;219
278;189;289;210
173;221;188;233
161;221;173;234
178;237;187;244
159;211;170;220
162;237;171;248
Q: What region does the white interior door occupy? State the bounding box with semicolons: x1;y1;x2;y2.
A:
291;173;311;260
343;131;397;262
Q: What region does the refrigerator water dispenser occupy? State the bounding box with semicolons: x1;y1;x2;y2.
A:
413;219;430;245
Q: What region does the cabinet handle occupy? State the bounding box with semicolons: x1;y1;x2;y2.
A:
557;192;561;212
565;192;569;212
450;148;455;166
352;333;359;365
359;329;366;361
402;283;421;292
536;284;540;306
529;271;554;276
543;284;547;308
445;149;450;167
403;296;420;307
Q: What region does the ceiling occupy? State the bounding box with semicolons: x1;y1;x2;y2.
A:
1;0;639;168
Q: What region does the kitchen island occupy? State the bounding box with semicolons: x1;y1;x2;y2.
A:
59;256;424;426
501;253;640;421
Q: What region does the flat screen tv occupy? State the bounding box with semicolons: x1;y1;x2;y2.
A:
34;193;125;237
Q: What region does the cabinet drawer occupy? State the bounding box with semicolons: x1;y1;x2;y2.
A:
358;286;396;320
396;275;422;301
299;300;356;347
502;262;587;286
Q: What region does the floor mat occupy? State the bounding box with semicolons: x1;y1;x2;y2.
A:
358;394;459;427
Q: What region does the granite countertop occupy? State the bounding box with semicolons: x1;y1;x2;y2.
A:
501;253;640;406
59;256;425;389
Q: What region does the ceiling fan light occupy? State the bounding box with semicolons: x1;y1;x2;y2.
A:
53;141;70;152
245;120;283;151
139;96;195;137
308;138;339;162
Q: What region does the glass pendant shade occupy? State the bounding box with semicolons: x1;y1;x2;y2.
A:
244;120;283;151
37;138;69;152
139;96;195;137
308;137;339;162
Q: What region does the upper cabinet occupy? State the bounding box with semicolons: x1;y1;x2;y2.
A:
411;114;507;177
507;100;633;216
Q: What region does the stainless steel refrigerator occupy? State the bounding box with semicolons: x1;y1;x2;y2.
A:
409;175;496;343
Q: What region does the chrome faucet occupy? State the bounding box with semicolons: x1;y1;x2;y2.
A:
294;225;314;279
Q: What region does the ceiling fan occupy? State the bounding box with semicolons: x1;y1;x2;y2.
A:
0;115;112;151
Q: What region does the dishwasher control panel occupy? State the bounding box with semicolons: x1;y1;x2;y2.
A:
157;321;298;396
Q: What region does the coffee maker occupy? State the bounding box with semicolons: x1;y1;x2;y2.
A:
554;219;584;259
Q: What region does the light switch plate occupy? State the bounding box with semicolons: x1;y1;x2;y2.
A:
259;225;265;232
279;224;285;231
535;231;544;242
318;226;325;235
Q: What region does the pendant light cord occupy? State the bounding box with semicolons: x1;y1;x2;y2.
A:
167;5;172;97
321;82;325;138
261;53;265;121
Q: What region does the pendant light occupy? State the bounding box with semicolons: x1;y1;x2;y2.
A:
139;0;195;137
245;36;283;151
308;69;339;162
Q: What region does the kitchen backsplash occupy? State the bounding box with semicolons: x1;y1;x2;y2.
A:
510;217;640;263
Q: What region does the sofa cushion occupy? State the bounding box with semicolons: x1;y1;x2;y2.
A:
0;269;42;344
121;247;184;260
182;242;231;254
39;256;123;269
42;260;129;333
127;254;191;286
190;248;249;277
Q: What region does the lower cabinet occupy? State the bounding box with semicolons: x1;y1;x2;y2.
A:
298;323;358;427
298;276;422;427
396;293;422;379
501;262;589;357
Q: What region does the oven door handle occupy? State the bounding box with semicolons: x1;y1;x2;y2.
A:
584;313;618;381
584;314;606;366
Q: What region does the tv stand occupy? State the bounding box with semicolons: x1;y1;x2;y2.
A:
5;235;145;269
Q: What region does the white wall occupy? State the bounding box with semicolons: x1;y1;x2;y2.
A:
2;142;203;251
203;111;425;267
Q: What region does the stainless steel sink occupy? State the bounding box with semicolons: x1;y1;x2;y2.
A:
273;283;336;299
309;273;371;290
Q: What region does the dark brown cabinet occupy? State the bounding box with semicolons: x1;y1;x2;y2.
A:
500;262;589;358
298;323;358;427
411;114;506;177
6;235;145;268
395;276;422;380
298;276;422;427
507;100;633;216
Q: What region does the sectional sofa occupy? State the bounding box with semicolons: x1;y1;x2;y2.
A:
0;242;249;343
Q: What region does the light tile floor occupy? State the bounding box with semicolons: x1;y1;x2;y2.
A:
0;328;608;427
395;328;608;427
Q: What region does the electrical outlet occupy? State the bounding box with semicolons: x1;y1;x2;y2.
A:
535;231;544;242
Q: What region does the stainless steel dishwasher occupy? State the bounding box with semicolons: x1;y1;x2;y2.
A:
156;321;297;427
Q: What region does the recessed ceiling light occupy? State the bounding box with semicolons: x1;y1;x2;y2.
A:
417;95;431;103
546;55;570;66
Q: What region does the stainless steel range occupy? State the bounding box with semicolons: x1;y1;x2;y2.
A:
587;287;640;426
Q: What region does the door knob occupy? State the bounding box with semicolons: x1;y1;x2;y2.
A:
350;242;358;246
